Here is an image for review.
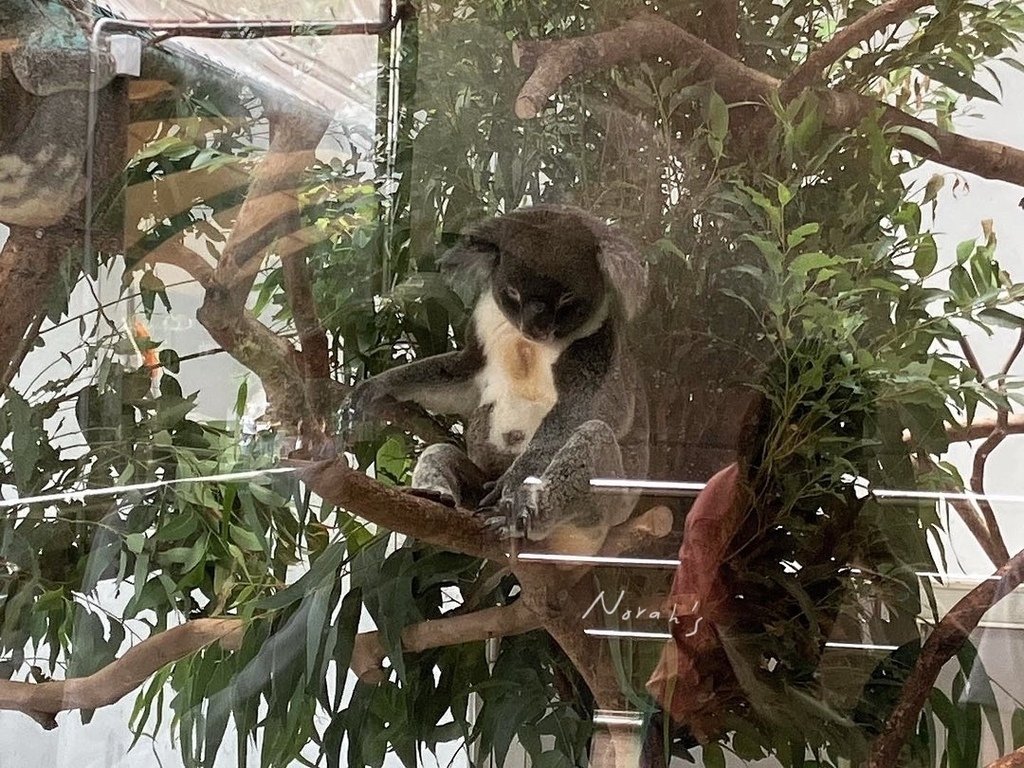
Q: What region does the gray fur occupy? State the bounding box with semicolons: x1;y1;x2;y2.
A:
346;205;649;547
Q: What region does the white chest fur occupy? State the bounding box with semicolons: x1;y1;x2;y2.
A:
473;294;563;453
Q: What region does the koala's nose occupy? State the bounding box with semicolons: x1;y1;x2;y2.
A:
521;300;553;340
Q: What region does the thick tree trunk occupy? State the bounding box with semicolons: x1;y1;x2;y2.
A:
0;226;68;378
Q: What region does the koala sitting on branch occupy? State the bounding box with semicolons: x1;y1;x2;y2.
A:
346;205;649;553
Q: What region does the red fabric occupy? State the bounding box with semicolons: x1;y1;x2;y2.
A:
646;462;745;736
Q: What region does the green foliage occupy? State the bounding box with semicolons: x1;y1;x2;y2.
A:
3;0;1024;766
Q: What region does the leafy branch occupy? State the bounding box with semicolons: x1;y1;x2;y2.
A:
512;11;1024;187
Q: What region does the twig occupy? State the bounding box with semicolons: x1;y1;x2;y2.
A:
1001;329;1024;380
512;12;1024;187
781;0;932;98
867;547;1024;767
0;618;242;729
960;328;1024;566
959;336;987;386
969;423;1011;562
350;601;540;682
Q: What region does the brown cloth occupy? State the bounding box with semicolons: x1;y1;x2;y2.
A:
646;462;745;738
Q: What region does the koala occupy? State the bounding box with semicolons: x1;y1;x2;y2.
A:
346;205;649;550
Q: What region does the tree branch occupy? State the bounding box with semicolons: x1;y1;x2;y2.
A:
350;601;540;682
867;547;1024;767
0;618;242;729
781;0;932;98
0;226;72;376
959;336;987;386
281;245;333;445
947;414;1024;442
196;108;331;431
1001;329;1024;380
0;311;44;392
137;237;214;288
698;0;740;58
949;339;1014;564
946;494;1008;568
295;458;504;561
969;420;1011;563
512;12;1024;187
600;504;674;556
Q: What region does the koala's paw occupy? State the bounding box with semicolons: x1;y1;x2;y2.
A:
404;486;458;508
476;484;545;540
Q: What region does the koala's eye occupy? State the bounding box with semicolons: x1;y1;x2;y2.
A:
503;286;521;304
557;292;576;308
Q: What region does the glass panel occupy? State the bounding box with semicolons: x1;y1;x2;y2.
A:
2;0;1024;767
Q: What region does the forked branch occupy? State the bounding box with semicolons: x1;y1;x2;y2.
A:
867;547;1024;767
781;0;932;97
513;12;1024;187
196;108;331;431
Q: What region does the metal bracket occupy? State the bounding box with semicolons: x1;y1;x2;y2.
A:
108;34;141;77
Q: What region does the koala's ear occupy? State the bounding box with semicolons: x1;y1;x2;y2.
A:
438;217;503;294
596;226;648;322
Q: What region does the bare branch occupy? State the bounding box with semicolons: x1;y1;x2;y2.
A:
952;330;1021;564
867;547;1024;767
513;12;776;120
0;619;242;729
281;247;333;443
947;414;1024;442
295;458;503;561
512;12;1024;188
828;93;1024;186
969;422;1011;561
351;601;540;682
781;0;932;98
1002;329;1024;379
962;327;1024;567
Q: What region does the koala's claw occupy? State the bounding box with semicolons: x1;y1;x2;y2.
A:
481;514;526;540
478;482;503;510
475;497;528;540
